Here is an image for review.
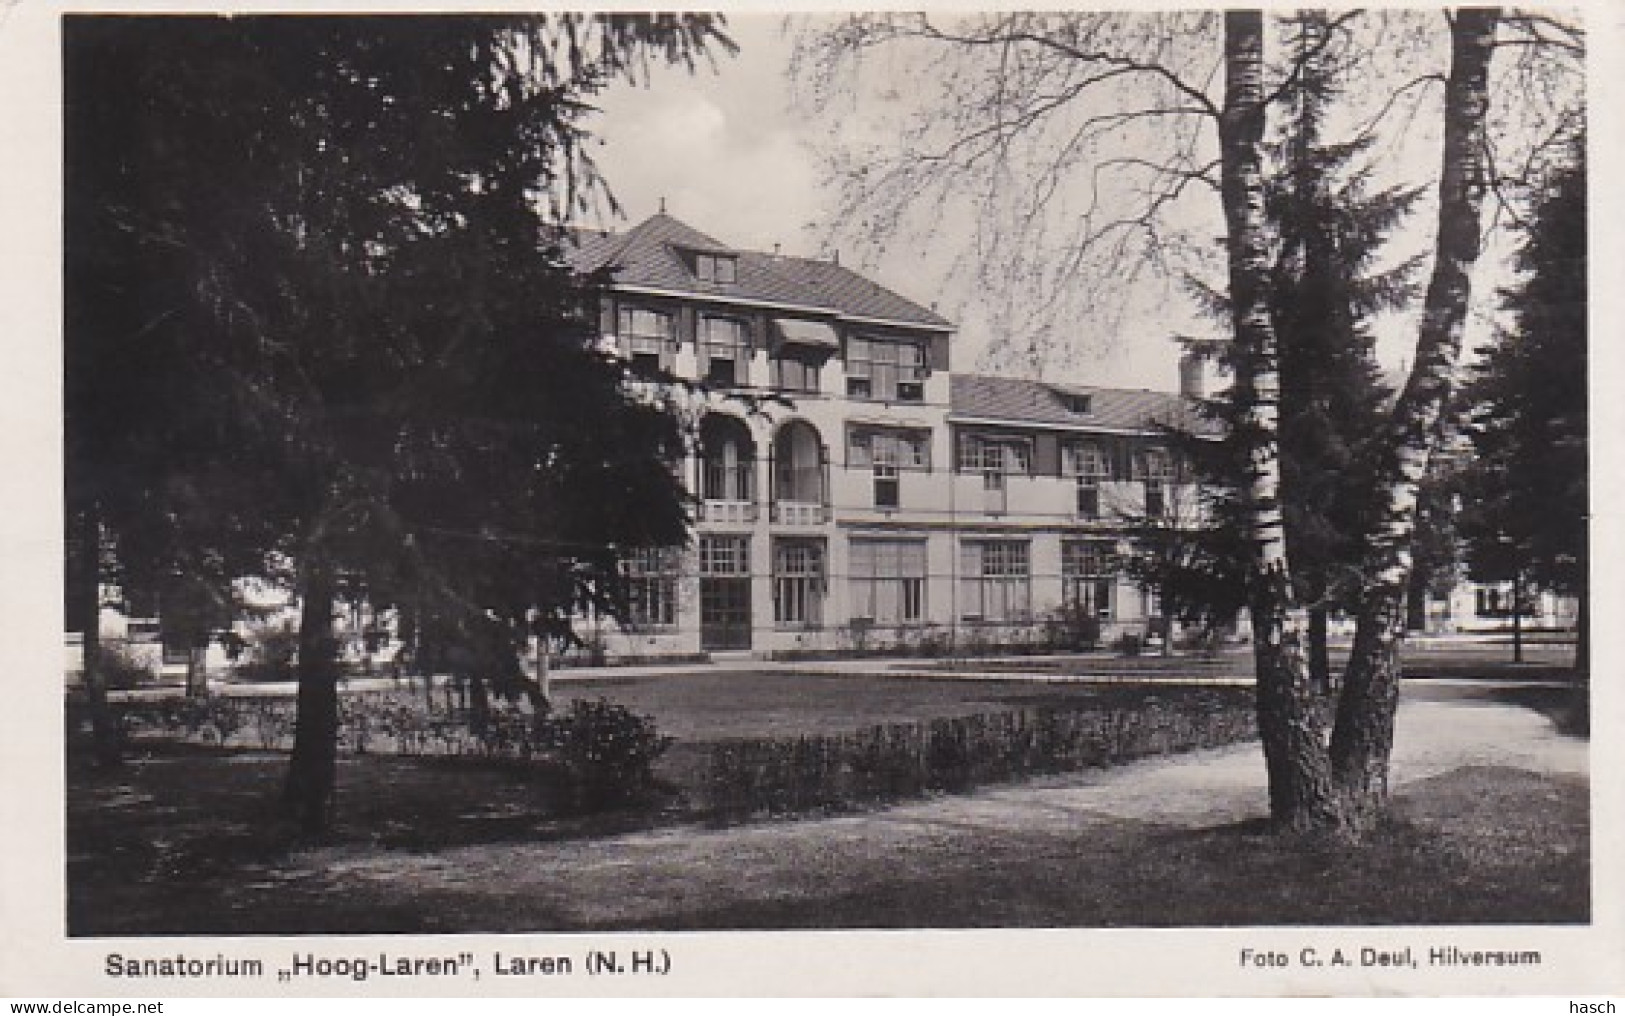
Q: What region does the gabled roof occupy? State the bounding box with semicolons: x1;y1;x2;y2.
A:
565;213;952;331
950;374;1219;437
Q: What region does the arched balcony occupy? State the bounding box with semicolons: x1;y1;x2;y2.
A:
770;419;830;525
696;413;757;524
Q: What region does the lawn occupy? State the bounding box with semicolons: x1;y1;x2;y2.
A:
923;638;1579;682
544;669;1244;740
65;651;1589;935
67;747;1587;934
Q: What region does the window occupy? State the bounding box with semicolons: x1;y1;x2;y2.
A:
1064;441;1113;519
845;336;928;401
772;350;821;393
960;540;1031;622
773;422;826;506
850;539;927;625
773;538;826;628
1063;540;1116;620
1062;392;1093;415
849;426;929;510
701;316;748;386
695;253;738;284
703;441;753;502
700;417;755;505
625;547;681;629
847;426;931;470
617;306;675;372
957;435;1032;474
699;535;751;577
873;463;900;509
1133;447;1178;481
1134;447;1178;519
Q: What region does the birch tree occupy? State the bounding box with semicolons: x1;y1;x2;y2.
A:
795;8;1581;836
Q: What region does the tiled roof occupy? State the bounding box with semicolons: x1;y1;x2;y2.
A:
950;374;1219;437
565;213;952;330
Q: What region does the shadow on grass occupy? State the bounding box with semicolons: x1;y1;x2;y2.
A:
65;677;1586;935
1477;683;1590;737
642;767;1587;931
69;739;1588;935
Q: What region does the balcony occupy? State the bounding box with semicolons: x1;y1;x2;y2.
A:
771;500;828;526
697;499;758;525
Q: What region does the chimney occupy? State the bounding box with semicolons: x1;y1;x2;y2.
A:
1178;351;1206;399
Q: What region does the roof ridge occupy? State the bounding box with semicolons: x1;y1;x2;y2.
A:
958;371;1179;400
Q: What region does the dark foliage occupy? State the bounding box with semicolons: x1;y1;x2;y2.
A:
1457;136;1587;666
64;14;731;819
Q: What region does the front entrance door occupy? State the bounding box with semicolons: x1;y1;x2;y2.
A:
698;534;753;651
700;578;752;650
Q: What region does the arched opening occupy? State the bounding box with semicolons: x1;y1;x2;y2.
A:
697;414;757;518
771;419;827;523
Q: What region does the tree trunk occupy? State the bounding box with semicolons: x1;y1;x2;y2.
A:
283;565;339;833
1511;571;1525;664
185;645;209;697
1330;8;1499;833
538;635;552;710
1308;604;1331;693
1573;585;1588;679
1221;11;1340;831
1405;564;1429;632
469;674;491;737
76;507;121;767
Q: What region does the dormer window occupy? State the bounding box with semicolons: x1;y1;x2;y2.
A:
695;253;738;284
1062;392;1093;415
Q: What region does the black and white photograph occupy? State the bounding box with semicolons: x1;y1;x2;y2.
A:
3;1;1621;999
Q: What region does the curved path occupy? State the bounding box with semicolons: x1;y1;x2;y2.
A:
297;683;1586;930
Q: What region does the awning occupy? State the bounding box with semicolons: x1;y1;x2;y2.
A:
773;317;841;351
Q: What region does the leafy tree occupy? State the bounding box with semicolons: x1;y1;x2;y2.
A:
1113;404;1251;651
1458;136;1587;670
64;15;731;826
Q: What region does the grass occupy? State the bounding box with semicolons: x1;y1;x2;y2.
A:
66;652;1589;935
540;670;1250;741
68;748;1587;934
917;638;1580;683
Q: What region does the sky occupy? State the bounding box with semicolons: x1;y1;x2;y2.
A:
573;12;1570;395
578;15;1208;393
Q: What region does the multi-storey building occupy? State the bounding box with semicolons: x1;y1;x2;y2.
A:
567;212;1209;660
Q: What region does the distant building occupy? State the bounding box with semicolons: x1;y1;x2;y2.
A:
67;211;1224;679
564;212;1211;659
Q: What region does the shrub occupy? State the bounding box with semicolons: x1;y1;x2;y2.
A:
234;623;300;683
1115;632;1145;657
702;693;1257;821
540;698;671;811
841;617;876;654
100;643;158;690
1042;602;1102;652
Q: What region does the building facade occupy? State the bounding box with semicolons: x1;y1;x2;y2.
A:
567;213;1208;660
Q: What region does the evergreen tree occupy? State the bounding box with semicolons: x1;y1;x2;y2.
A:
64;15;730;825
1264;11;1423;689
1153;13;1422;675
1458;135;1587;671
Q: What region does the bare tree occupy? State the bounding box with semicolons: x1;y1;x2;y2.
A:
795;8;1582;837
